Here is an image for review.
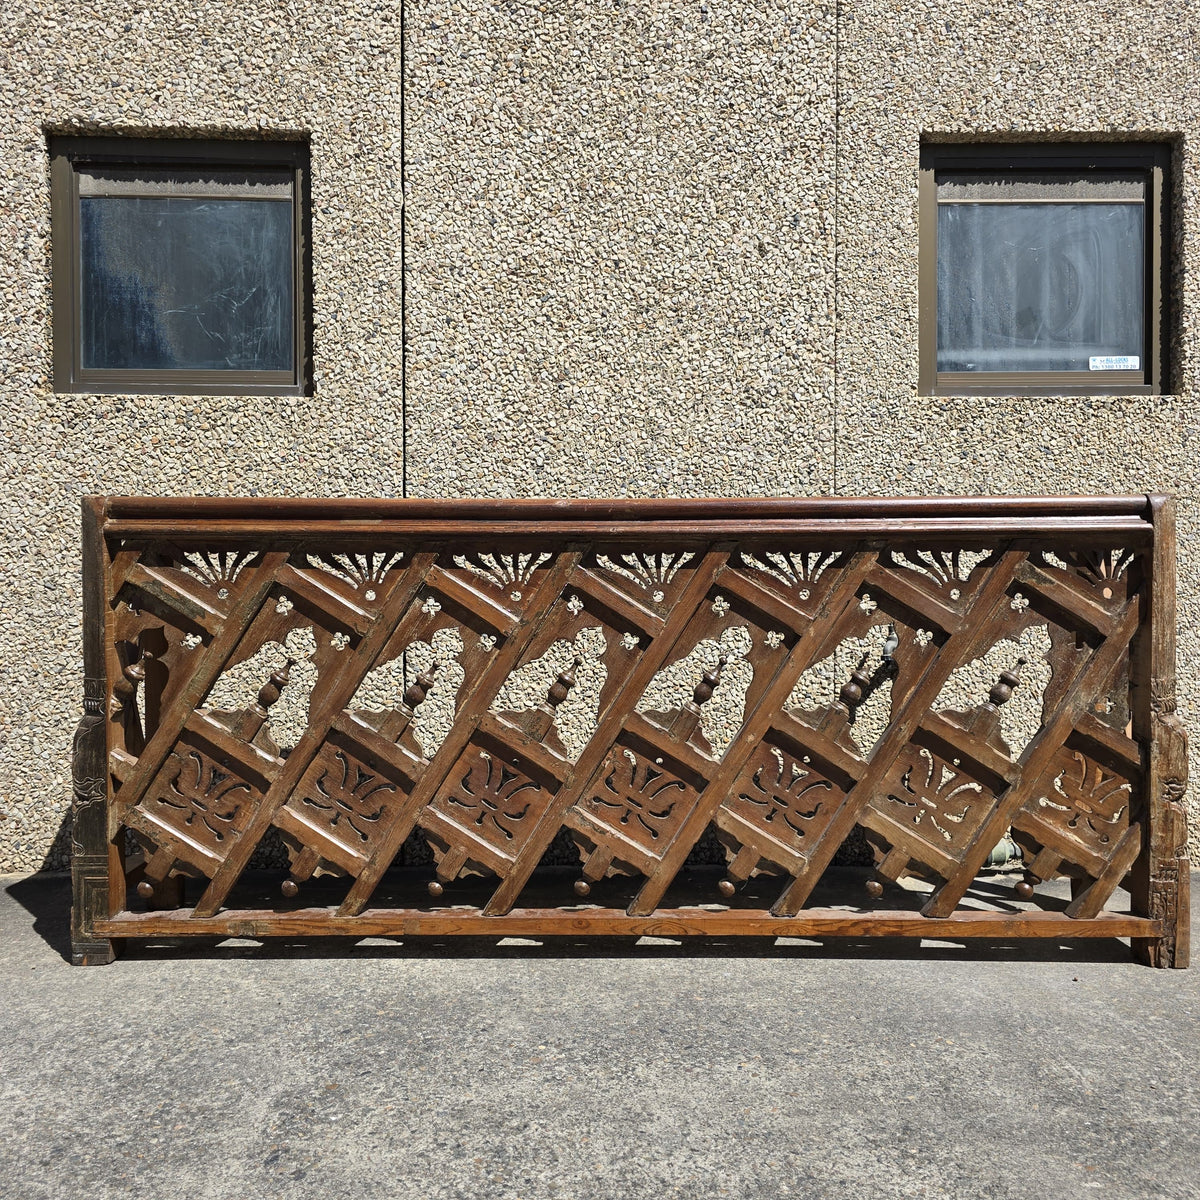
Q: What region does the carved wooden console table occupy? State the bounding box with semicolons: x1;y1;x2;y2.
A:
72;496;1189;966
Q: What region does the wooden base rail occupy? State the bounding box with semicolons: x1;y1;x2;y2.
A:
93;908;1161;942
71;495;1190;966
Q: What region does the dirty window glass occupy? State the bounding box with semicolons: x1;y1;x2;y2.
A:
78;170;294;372
936;173;1145;374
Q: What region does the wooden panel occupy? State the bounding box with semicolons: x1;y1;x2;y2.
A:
71;494;1185;968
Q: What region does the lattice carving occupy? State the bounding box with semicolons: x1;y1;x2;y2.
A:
419;657;580;891
77;496;1184;968
567;657;725;892
858;663;1020;889
714;665;865;890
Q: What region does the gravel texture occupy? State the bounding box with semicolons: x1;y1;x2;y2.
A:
1;0;1198;872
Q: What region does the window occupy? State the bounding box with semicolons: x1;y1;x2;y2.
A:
50;136;310;395
919;142;1171;395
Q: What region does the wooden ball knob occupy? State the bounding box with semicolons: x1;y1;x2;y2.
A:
717;878;736;898
136;880;155;899
865;878;884;899
573;878;591;898
427;879;444;898
1015;879;1035;900
281;879;299;899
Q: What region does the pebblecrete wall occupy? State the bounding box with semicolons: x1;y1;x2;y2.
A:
0;0;1197;871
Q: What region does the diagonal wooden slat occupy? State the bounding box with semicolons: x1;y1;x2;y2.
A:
772;710;865;785
477;712;572;784
916;710;1019;790
1070;712;1142;779
123;807;224;874
863;562;963;634
569;567;667;637
481;549;733;916
121;562;230;634
626;552;875;916
108;551;290;839
1064;823;1143;919
185;710;284;784
921;596;1142;917
275;562;377;636
336;550;586;916
191;552;440;917
331;711;428;787
771;549;1029;917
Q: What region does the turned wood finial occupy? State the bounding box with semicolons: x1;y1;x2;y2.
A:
427;879;444;898
693;655;727;708
255;658;294;719
281;878;299;899
113;648;152;717
136;879;155;899
123;648;151;689
668;654;727;741
1014;876;1036;900
839;653;872;713
375;661;441;745
519;655;583;744
989;658;1025;709
548;655;582;711
403;660;441;711
865;877;884;899
573;878;591;897
717;878;737;899
233;657;294;744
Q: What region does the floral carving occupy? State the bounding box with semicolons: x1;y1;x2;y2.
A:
1032;749;1131;852
734;747;832;838
594;551;694;590
154;750;252;847
587;749;686;842
1039;548;1133;584
881;549;991;590
737;549;841;591
304;551;405;593
451;551;551;590
883;747;984;847
446;751;542;841
301;748;395;843
176;550;260;589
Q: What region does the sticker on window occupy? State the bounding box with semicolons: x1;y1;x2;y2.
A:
1089;356;1140;371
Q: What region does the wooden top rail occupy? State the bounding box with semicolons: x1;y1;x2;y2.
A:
102;495;1157;519
96;495;1157;545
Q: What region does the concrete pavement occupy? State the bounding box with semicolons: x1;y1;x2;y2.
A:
2;870;1197;1200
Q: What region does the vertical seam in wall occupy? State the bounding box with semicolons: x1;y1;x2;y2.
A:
400;0;408;499
832;0;840;497
399;0;408;768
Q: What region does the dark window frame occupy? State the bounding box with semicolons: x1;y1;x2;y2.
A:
50;135;311;396
918;141;1171;397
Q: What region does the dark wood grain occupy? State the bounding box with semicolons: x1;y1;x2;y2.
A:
71;497;117;965
92;906;1161;941
70;493;1186;966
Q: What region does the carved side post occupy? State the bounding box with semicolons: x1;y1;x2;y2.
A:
71;497;117;965
1130;495;1190;968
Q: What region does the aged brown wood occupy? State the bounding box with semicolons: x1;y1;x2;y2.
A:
1129;497;1191;967
92;906;1160;940
70;498;117;965
71;494;1189;965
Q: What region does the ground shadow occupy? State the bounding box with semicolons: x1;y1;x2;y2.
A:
5;871;73;963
